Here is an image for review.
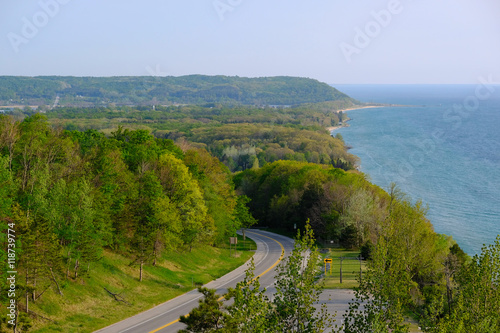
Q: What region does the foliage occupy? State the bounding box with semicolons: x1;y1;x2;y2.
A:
360;240;375;261
270;221;334;332
233;195;257;230
179;221;335;332
427;236;500;332
0;114;253;328
190;123;358;172
343;185;466;332
183;148;237;243
235;160;387;242
38;102;360;172
224;258;272;332
344;236;411;333
179;287;226;333
0;75;356;107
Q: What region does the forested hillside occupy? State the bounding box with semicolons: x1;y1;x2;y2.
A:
0;76;357;107
2;84;498;332
234;161;500;332
0;114;260;331
5;102;359;173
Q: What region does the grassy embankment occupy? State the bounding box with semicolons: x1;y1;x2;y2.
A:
320;250;422;332
265;229;367;289
28;235;255;333
320;249;367;289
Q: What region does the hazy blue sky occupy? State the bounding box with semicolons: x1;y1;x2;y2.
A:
1;0;499;84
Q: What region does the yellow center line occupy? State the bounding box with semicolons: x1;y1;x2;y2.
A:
148;232;285;333
246;231;285;280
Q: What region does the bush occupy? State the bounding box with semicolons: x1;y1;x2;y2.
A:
360;240;375;260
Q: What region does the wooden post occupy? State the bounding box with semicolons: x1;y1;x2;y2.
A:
230;237;237;257
340;257;344;284
140;261;143;282
358;256;364;282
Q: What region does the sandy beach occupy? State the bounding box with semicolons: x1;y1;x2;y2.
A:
327;105;383;133
337;105;382;113
327;125;345;132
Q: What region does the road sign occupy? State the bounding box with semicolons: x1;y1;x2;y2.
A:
324;258;332;275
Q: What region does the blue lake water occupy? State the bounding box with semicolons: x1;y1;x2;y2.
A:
334;84;500;255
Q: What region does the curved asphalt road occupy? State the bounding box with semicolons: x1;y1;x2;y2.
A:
94;230;295;333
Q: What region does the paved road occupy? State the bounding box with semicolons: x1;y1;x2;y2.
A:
94;230;295;333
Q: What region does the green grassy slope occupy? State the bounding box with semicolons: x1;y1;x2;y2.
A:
26;235;255;333
320;249;367;289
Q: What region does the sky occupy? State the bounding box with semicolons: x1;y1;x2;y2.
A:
1;0;499;84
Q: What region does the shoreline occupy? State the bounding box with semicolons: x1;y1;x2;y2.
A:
327;105;383;133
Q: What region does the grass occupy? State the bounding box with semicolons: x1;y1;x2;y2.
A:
319;248;367;289
407;321;422;332
320;251;424;331
28;234;256;333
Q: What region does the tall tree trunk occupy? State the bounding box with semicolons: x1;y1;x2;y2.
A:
153;246;157;266
66;251;72;279
25;271;29;314
32;268;37;301
74;259;79;279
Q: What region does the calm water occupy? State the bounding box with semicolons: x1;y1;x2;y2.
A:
334;84;500;255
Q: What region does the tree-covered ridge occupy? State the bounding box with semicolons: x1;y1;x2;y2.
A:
42;102;351;133
6;102;357;172
234;161;500;332
189;124;357;171
0;114;258;330
234;160;386;244
1;113;499;332
0;75;358;107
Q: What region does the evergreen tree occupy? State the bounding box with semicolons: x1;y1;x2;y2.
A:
179;288;226;333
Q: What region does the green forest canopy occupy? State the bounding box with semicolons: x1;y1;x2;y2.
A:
6;102;359;173
0;75;358;107
3;76;497;332
1;109;499;332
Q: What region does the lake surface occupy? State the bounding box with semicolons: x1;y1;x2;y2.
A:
333;84;500;255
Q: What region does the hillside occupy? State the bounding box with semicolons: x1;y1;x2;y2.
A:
0;75;357;107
